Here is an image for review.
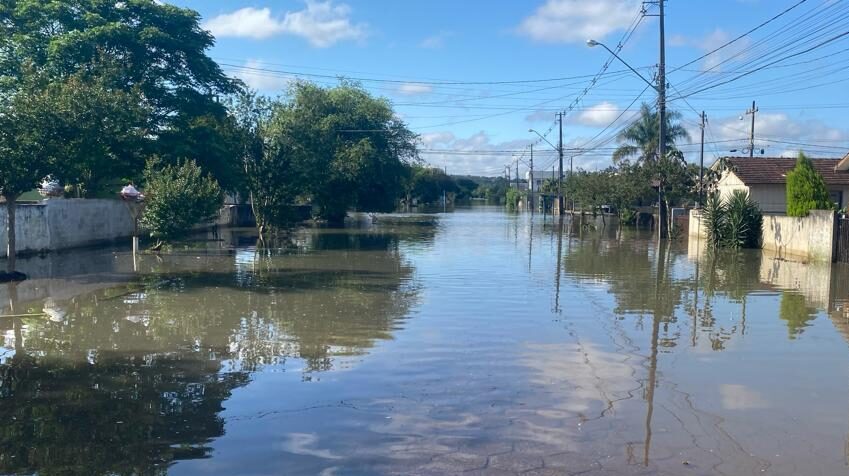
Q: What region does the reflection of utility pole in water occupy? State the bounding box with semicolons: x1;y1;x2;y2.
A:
554;215;564;314
644;239;669;466
528;212;534;273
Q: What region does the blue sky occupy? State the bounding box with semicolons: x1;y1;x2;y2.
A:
169;0;849;176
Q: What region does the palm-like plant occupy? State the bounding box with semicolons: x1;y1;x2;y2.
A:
612;103;690;165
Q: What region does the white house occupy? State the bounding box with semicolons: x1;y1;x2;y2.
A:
525;170;558;193
713;155;849;213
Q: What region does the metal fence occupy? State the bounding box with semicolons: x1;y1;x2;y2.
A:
836;215;849;263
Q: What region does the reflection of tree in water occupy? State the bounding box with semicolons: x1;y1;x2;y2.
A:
0;316;248;475
0;227;420;474
779;292;817;339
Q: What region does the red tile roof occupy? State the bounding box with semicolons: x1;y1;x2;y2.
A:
720;156;849;185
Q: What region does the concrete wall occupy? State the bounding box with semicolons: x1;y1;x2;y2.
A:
762;210;836;262
0;199;135;257
689;208;836;262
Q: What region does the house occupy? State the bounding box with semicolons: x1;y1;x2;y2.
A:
713;155;849;213
525;170;558;193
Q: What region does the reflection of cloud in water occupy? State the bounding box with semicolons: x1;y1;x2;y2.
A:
719;384;769;410
520;342;638;415
281;433;341;460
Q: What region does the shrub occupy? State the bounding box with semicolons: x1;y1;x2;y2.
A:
505;187;524;211
141;160;223;244
786;152;831;217
702;193;727;249
701;191;762;249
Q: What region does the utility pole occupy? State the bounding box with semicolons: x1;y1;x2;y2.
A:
515;158;519;190
699;111;707;207
529;145;534;212
745;100;758;157
557;111;564;215
657;0;668;240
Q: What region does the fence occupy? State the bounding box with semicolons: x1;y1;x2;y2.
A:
836;216;849;263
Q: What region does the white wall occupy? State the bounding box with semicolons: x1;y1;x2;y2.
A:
689;209;836;262
0;199;135;257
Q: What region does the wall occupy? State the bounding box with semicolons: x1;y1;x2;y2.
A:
748;184;787;214
0;198;136;257
689;208;836;262
762;210;836;262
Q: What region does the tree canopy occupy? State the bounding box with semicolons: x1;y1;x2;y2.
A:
786;152;832;216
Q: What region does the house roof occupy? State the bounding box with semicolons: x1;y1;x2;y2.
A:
716;156;849;185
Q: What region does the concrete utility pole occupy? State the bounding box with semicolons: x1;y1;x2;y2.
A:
657;0;668;240
745;100;758;157
699;111;707;207
515;158;519;190
557;112;564;214
529;145;534;212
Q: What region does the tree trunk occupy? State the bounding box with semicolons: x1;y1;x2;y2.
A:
6;197;16;273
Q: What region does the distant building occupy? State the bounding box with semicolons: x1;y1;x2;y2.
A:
713;155;849;213
525;170;558;193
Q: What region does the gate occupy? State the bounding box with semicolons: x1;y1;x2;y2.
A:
836;215;849;262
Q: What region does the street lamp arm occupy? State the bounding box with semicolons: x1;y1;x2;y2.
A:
528;129;559;152
587;40;658;92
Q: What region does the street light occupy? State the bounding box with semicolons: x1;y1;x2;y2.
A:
586;39;658;92
587;38;669;240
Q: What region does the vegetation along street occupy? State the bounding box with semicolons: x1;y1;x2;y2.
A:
3;1;849;475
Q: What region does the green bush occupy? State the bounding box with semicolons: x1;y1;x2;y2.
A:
141;160;223;244
505;188;524;210
786;152;832;217
701;191;762;249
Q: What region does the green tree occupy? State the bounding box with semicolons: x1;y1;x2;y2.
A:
226;91;299;235
786;152;832;217
0;0;239;193
408;166;458;205
264;81;418;223
140;160;223;245
0;73;145;276
612;104;690;165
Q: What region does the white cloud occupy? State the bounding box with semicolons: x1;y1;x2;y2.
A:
574;102;621;127
516;0;641;44
420;31;452;49
419;131;533;176
204;1;367;47
671;28;752;71
204;7;285;40
697;112;849;158
397;83;433;96
231;60;291;92
719;384;768;410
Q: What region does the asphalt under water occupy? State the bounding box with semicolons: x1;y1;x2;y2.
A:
2;206;849;475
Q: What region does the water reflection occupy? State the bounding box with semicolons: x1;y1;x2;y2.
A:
3;210;849;475
0;225;424;475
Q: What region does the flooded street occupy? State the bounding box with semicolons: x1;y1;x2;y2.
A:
3;206;849;475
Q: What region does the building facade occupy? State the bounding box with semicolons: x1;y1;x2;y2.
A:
713;155;849;214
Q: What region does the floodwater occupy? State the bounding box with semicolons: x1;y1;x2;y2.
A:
2;207;849;476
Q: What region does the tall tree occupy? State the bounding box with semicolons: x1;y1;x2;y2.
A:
786;152;832;217
265;81;418;223
612;103;690;165
0;0;240;192
0;73;145;277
